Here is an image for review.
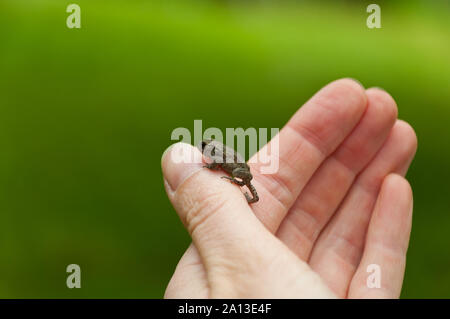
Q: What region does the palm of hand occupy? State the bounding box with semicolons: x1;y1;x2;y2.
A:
163;79;417;298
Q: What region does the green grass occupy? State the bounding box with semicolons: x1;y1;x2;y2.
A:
0;0;449;297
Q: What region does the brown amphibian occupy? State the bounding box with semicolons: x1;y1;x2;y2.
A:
199;139;259;204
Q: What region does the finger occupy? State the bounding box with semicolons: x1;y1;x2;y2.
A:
165;243;209;298
249;78;367;232
277;88;397;260
348;174;413;298
162;143;270;269
308;120;417;297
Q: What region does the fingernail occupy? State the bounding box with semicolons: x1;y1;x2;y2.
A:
161;143;203;192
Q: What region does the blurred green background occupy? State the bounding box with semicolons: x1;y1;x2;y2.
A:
0;0;449;298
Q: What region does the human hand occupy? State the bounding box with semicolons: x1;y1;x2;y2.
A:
162;79;417;298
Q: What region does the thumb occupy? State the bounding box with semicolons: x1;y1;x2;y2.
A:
161;142;269;263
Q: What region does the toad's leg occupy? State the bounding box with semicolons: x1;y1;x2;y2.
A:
244;182;259;204
221;176;246;186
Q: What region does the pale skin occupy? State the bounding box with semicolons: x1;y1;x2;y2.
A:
162;79;417;298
